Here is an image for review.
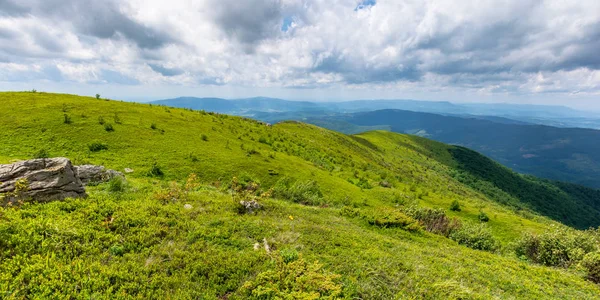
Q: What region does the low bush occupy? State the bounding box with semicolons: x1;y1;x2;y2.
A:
201;134;208;141
449;223;497;252
478;211;490;222
33;149;49;159
148;162;164;177
405;207;461;237
108;176;127;193
581;252;600;283
104;123;114;132
366;208;421;232
88;142;108;152
515;226;597;267
449;200;461;212
273;177;324;206
63;114;72;124
279;248;299;263
239;253;343;299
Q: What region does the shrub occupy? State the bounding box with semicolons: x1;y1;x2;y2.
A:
88;142;108;152
98;116;105;125
33;149;49;159
449;223;497;251
104;123;114;132
148;162;164;177
108;176;126;193
279;248;299;263
201;134;208;141
258;136;269;144
239;254;342;299
109;244;124;256
356;177;373;189
581;252;600;283
96;94;101;99
515;226;597;267
367;208;421;232
449;200;461;212
273;177;324;206
478;211;490;222
1;178;29;206
63;114;72;124
150;123;157;130
405;207;461;237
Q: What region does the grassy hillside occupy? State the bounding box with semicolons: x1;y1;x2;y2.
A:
302;109;600;189
1;92;600;299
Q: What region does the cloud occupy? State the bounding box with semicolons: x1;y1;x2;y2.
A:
0;0;30;16
148;63;184;77
0;0;599;101
209;0;284;51
16;0;176;49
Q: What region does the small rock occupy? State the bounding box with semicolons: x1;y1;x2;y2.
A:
184;204;193;210
253;243;260;251
75;165;123;185
240;200;262;214
124;168;134;173
379;180;392;188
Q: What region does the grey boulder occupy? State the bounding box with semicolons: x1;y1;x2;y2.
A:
74;165;123;185
0;157;86;203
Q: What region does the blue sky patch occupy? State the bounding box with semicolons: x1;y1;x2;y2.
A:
355;0;376;11
281;16;294;32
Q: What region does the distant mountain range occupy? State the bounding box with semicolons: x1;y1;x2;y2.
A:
152;96;600;129
152;96;600;188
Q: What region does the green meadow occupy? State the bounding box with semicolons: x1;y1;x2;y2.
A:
1;92;600;299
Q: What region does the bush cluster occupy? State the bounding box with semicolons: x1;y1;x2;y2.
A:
515;226;598;267
581;252;600;283
239;252;343;299
366;208;421;232
449;223;497;251
405;207;461;237
88;142;108;152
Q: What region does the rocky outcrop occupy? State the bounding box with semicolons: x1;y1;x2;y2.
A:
0;158;86;203
0;158;124;204
74;165;123;185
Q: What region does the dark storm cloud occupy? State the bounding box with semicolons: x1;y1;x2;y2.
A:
210;0;283;50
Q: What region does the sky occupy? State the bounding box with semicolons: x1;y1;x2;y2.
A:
0;0;599;109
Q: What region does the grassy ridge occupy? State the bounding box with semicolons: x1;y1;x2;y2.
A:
1;92;600;298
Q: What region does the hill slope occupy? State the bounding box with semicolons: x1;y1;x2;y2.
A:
1;92;600;298
303;109;600;189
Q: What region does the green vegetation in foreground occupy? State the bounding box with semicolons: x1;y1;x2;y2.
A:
1;92;600;299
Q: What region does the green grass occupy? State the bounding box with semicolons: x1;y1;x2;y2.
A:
1;92;600;298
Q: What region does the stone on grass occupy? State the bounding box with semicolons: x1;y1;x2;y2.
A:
0;158;86;203
74;165;123;185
